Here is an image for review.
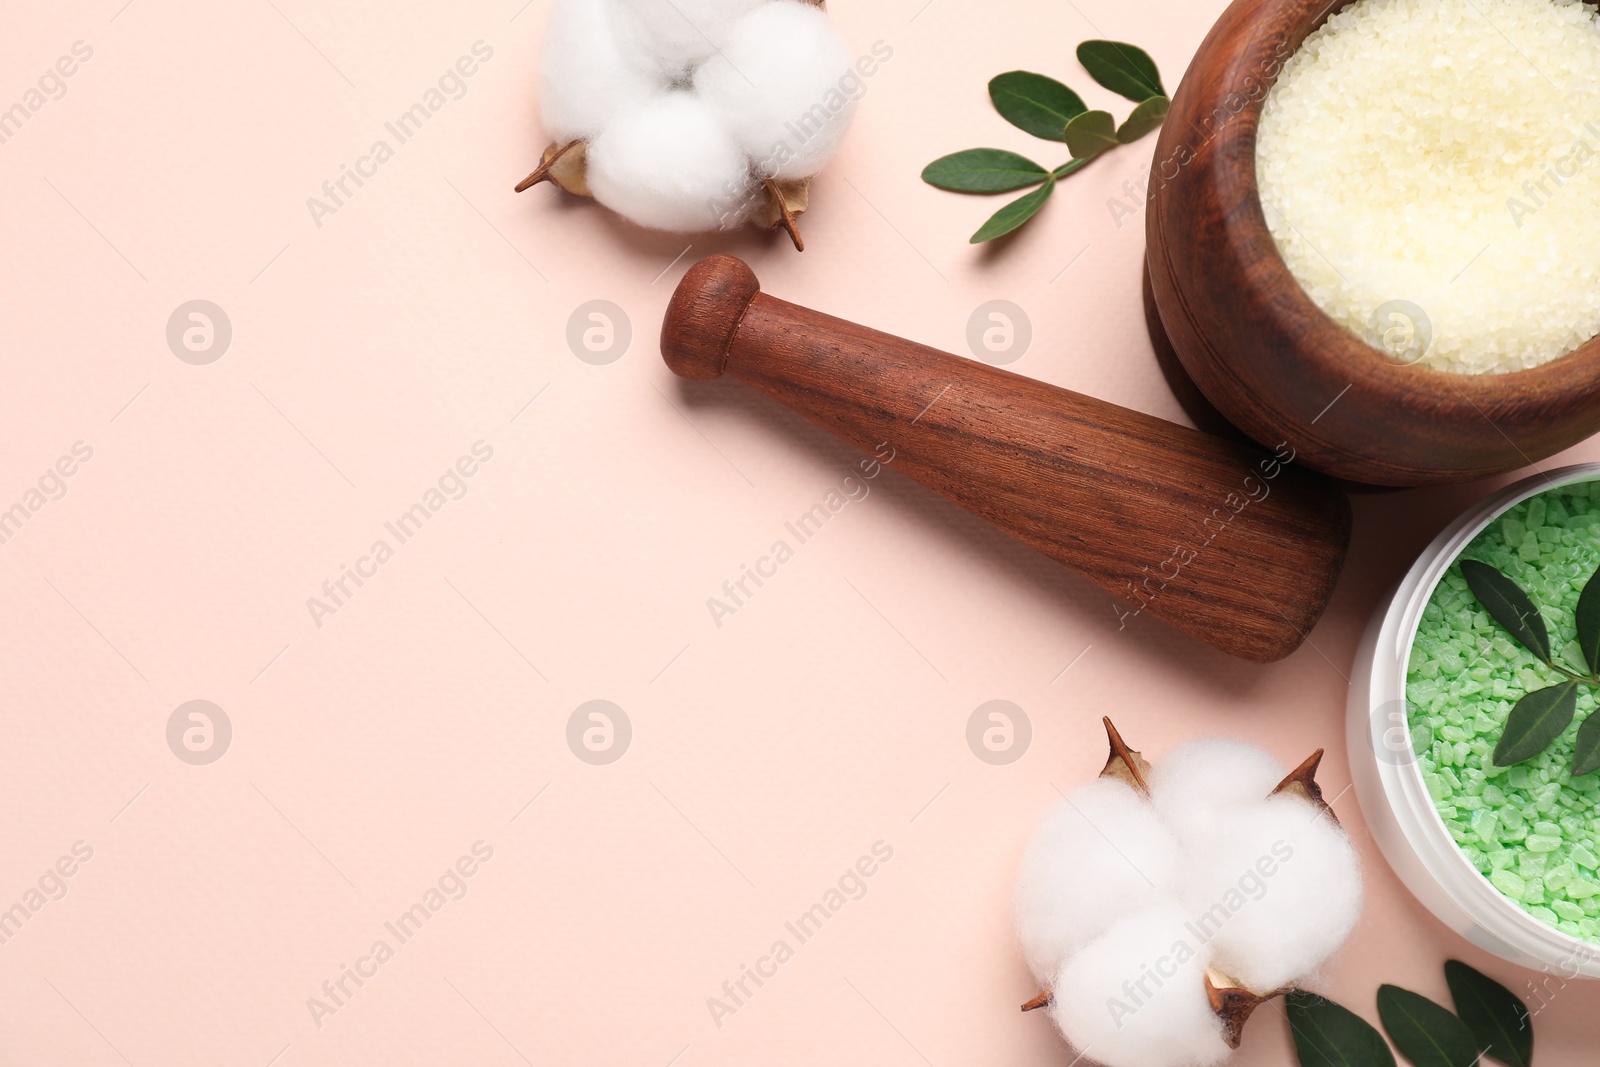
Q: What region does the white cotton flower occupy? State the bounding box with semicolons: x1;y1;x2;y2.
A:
1050;905;1231;1067
1015;731;1364;1064
616;0;768;77
586;91;758;232
1147;738;1288;839
1178;795;1363;994
538;0;660;142
694;0;857;179
1014;778;1184;984
533;0;858;235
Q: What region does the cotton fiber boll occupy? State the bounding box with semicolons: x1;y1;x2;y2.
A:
586;92;758;232
1050;905;1231;1067
1149;739;1287;810
693;0;857;180
530;0;850;242
1178;795;1363;993
538;0;662;143
1015;726;1365;1057
616;0;767;77
1013;778;1183;984
1148;739;1287;838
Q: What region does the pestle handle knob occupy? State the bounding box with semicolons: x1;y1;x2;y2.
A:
661;255;760;381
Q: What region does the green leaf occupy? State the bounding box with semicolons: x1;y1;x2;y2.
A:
1377;985;1482;1067
1574;712;1600;777
1461;559;1553;664
1577;566;1600;675
1443;960;1533;1067
1077;40;1166;102
922;149;1050;193
1117;95;1170;143
988;71;1086;142
969;178;1054;243
1287;990;1397;1067
1065;110;1118;160
1495;681;1579;767
1051;157;1093;180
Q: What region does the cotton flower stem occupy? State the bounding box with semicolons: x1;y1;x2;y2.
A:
1020;990;1053;1012
1205;972;1285;1049
1099;716;1152;796
515;140;579;193
764;177;805;251
1268;749;1336;822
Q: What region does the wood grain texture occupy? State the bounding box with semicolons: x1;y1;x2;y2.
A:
1146;0;1600;487
1143;259;1250;446
662;255;1352;663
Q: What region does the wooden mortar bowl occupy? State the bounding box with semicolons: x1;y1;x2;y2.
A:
1146;0;1600;487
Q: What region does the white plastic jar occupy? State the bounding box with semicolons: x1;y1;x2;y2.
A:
1348;463;1600;978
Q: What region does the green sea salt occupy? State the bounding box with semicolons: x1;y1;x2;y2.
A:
1407;481;1600;943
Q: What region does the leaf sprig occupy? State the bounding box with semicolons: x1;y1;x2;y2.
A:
1460;558;1600;777
1289;960;1533;1067
922;41;1169;244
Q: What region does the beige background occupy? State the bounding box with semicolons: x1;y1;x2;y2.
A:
3;0;1600;1063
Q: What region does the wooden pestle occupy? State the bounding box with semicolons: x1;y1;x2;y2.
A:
660;255;1351;662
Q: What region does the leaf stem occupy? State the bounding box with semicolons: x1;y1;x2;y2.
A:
1542;661;1600;686
1050;157;1094;180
